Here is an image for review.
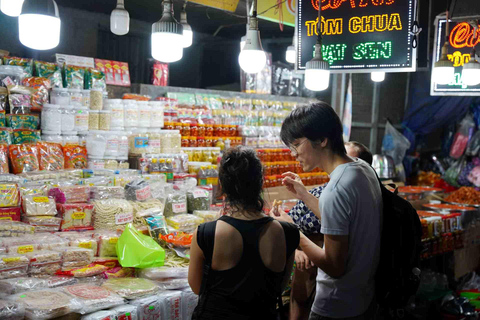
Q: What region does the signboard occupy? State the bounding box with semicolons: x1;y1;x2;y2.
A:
296;0;417;73
190;0;239;12
258;0;296;27
431;15;480;96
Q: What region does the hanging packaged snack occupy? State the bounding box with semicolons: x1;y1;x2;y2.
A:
0;253;29;279
6;114;39;130
0;183;20;207
22;194;56;216
11;129;40;144
81;310;117;320
37;141;65;171
102;266;135;279
102;278;159;299
63;144;88;169
0;220;34;236
52;247;94;268
22;216;61;232
94;231;121;257
34;61;63;88
6;85;33;114
0;128;11;144
8;289;80;320
93;199;134;231
3;56;33;77
85;68;107;91
0;207;21;222
57;203;94;231
48;185;90;204
63;65;86;89
24;250;62;276
22;77;50;112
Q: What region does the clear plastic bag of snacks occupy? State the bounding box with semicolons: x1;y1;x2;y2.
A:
94;231;121;257
158;290;183;320
48;185;90;204
111;305;138;320
24;250;62;276
166;214;204;233
187;186;211;213
52;247;94;268
102;266;135;279
69;237;98;256
57;203;94;231
22;216;61;232
193;210;220;223
0;183;20;207
0;253;29;279
90;186;125;200
58;264;109;278
36;234;69;251
93;199;134;231
1;236;40;254
0;299;25;320
125;179;152;202
138;207;168;243
181;289;198;320
7;288;81;320
0;277;50;297
0;220;34;237
19;182;48;197
81;310;117;320
22;195;57;216
101;278;159;299
137;266;188;280
129;295;163;319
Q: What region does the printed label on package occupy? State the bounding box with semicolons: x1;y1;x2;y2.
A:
115;212;133;225
172;203;187;213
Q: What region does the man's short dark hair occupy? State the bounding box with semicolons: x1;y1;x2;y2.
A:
280;102;346;156
345;141;373;165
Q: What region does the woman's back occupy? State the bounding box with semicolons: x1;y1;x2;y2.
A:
192;215;298;320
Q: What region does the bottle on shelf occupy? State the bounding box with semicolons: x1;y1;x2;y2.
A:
159;159;167;179
198;165;208;186
166;159;174;183
208;165;219;202
149;158;160;174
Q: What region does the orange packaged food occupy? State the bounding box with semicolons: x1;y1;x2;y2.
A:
9;143;39;174
63;144;87;169
22;77;50;112
0;144;9;173
37;141;64;171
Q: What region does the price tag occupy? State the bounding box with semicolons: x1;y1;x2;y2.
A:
3;257;20;263
115;212;133;225
2;76;14;87
193;190;208;199
78;242;92;249
72;212;86;219
172;203;187;213
17;245;34;254
32;196;49;203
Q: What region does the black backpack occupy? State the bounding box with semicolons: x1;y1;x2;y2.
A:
375;180;423;318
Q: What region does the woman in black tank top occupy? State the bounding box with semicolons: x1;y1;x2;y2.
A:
188;147;300;320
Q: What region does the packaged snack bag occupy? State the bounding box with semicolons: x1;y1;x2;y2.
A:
11;129;40;144
9;143;39;174
22;77;50;111
37;141;64;171
63;144;87;169
34;61;62;88
6;114;39;130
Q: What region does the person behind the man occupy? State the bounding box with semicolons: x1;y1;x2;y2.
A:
269;103;382;320
286;141;373;320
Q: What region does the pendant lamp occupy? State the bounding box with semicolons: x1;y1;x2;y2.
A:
238;0;266;74
19;0;60;50
111;0;129;36
151;0;183;63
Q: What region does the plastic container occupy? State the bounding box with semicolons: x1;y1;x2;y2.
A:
88;157;105;170
124;100;139;127
41;131;63;144
61;105;76;132
147;129;161;154
50;88;70;105
104;131;119;157
81;89;90;107
104;99;124;128
128;128;149;155
62;132;79;146
160;130;181;154
99;110;111;131
148;101;164;128
69;88;83;106
41;104;62;133
104;156;119;170
90;89;103;110
86;130;107;157
74;106;89;132
118;131;129;158
137;101;151;128
89;110;100;130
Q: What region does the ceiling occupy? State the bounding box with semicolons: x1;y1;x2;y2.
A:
55;0;294;40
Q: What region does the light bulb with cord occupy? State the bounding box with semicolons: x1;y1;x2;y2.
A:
433;11;454;85
1;0;24;17
180;1;192;48
304;1;329;91
151;0;183;63
286;41;295;64
19;0;61;50
238;0;266;74
110;0;129;36
371;71;385;82
462;22;480;86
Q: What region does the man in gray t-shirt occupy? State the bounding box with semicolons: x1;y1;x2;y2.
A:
270;103;382;319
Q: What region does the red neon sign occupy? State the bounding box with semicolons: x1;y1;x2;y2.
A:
312;0;394;11
449;22;480;49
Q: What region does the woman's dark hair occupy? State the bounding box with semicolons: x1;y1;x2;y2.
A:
219;147;264;213
280;102;346;156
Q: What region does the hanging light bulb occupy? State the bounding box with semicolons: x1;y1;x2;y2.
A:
19;0;60;50
110;0;129;36
286;44;295;64
371;71;385;82
463;55;480;86
151;0;183;63
433;41;455;85
304;2;329;91
1;0;24;17
180;3;192;48
238;0;266;74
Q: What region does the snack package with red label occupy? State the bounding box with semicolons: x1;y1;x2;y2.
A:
57;263;109;278
152;62;168;86
63;144;87;169
62;283;124;314
102;267;135;279
49;186;90;204
0;183;20;208
22;194;57;216
57;203;94;231
0;144;9;173
160;231;193;248
0;206;21;221
9;143;39;174
110;305;138;320
37;141;64;171
22;77;50;111
92;257;120;269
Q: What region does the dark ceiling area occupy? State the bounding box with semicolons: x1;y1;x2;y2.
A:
55;0;294;40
